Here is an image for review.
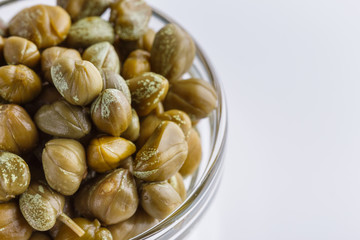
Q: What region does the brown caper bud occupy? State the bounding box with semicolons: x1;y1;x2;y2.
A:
0;152;31;202
140;181;182;220
66;17;115;48
180;128;202;176
100;69;131;103
0;202;33;240
35;100;92;139
134;121;188;181
167;172;186;201
122;49;151;79
51;58;103;106
91;89;132;137
136;113;162;148
0;65;42;104
41;47;81;83
29;232;51;240
9;5;71;48
0;104;39;154
164;78;218;122
127;72;169;116
160;109;192;135
151;23;196;82
57;0;112;21
87;136;136;173
83;42;121;74
108;208;159;240
138;28;155;52
75;168;139;225
4;37;40;68
42;139;87;196
110;0;152;41
122;109;140;141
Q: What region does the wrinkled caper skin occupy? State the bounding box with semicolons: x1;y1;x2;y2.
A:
9;5;71;48
151;23;196;81
55;218;113;240
133;121;188;182
140;181;183;220
122;49;151;79
167;172;186;201
0;202;33;240
0;104;39;154
83;41;121;74
57;0;112;21
51;58;103;106
42;138;87;196
35;100;92;139
29;232;51;240
75;168;139;225
0;152;31;202
164;78;218;122
0;64;42;104
100;69;131;103
180;128;202;176
91;89;132;137
122;109;140;142
4;36;40;68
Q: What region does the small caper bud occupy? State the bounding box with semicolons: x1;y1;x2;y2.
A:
121;49;151;79
57;0;112;21
180;128;202;176
136;113;162;149
100;69;131;103
167;172;186;201
121;109;140;142
4;36;40;68
138;28;155;52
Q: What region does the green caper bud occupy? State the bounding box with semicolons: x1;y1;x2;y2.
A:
100;69;131;103
35;100;92;139
0;202;33;240
4;36;40;68
57;0;112;21
133;121;188;181
180;128;202;176
140;181;183;220
0;152;30;202
91;89;132;137
167;172;186;201
127;72;169;116
117;156;134;173
29;232;51;240
51;57;103;106
121;49;151;79
42;138;87;196
164;78;218;122
151;23;196;81
83;41;121;74
75;168;139;225
122;109;140;141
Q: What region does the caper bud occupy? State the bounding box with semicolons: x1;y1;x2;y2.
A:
0;152;30;202
29;232;51;240
51;58;103;106
100;69;131;103
164;78;218;122
138;28;155;52
66;17;115;48
83;41;121;74
91;89;132;137
9;5;71;48
133;121;188;181
57;0;112;21
122;49;151;79
140;181;182;220
75;168;138;225
0;65;42;104
167;172;186;201
42;138;87;196
0;202;33;240
35;100;92;139
110;0;152;41
127;72;169;116
0;104;39;154
151;23;196;81
117;156;134;173
136;113;162;148
121;109;140;142
4;36;40;68
180;128;202;176
87;136;136;173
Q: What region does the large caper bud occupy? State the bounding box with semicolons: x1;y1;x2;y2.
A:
51;58;103;106
29;232;51;240
57;0;112;21
55;218;113;240
83;42;121;74
67;17;115;48
110;0;152;41
87;136;136;173
0;65;42;104
164;78;218;122
0;152;30;202
100;69;131;103
0;104;39;154
167;172;186;201
0;202;33;240
4;37;40;68
42;139;87;196
140;181;183;220
127;72;169;116
91;89;132;137
122;49;151;79
75;168;138;225
151;23;196;81
180;128;202;176
9;5;71;48
35;100;92;139
133;121;188;181
122;109;140;141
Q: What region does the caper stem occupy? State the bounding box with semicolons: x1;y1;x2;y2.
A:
58;213;85;237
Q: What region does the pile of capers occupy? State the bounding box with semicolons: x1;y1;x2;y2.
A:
0;0;218;239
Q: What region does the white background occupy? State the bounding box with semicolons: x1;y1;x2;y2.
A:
148;0;360;239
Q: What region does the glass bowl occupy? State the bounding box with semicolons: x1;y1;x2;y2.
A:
0;1;228;239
